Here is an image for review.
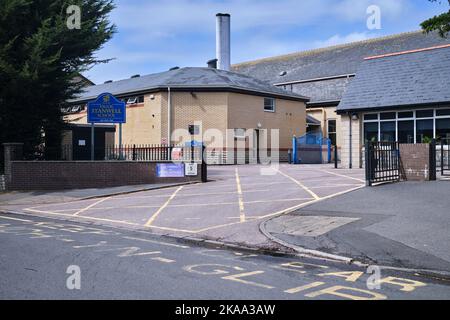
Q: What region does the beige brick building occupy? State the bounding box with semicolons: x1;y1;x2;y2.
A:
66;67;308;163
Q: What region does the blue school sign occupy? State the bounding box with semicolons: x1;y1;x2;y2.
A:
87;93;126;124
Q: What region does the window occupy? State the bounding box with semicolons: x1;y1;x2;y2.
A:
380;112;396;120
380;121;396;142
363;109;450;144
234;128;246;139
364;114;378;121
436;118;450;141
327;119;337;146
364;122;378;143
264;98;275;112
398;111;413;119
122;95;144;105
188;125;200;135
436;108;450;117
416;119;433;143
127;97;137;104
416;110;434;118
398;121;414;143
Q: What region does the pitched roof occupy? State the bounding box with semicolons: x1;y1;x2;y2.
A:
337;45;450;113
232;31;450;84
306;114;321;125
69;67;309;103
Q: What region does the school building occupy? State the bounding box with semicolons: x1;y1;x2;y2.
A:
64;66;309;163
233;30;450;168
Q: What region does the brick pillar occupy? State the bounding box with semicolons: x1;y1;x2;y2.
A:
3;143;24;190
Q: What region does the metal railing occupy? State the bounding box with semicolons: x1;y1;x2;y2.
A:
439;139;450;176
365;141;400;186
55;144;204;162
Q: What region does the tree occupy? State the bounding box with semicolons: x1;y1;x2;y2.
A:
421;0;450;37
0;0;115;160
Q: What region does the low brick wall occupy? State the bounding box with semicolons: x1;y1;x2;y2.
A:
8;161;203;191
399;144;432;181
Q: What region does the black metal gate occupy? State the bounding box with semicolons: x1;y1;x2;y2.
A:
365;141;401;186
439;138;450;176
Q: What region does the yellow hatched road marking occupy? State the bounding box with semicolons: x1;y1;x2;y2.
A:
320;170;365;183
0;215;32;223
235;168;246;223
73;197;112;216
285;281;325;294
276;169;320;200
151;257;176;263
122;236;189;249
145;186;183;227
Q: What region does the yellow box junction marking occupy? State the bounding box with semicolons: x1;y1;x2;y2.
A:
285;282;325;294
235;168;246;223
73;196;112;216
320;170;365;183
145;186;183;227
276;169;321;200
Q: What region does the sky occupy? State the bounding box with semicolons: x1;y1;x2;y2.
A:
84;0;449;84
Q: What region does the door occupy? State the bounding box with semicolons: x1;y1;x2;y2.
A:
72;127;107;160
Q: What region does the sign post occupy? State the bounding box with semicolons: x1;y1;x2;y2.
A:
87;93;126;161
91;123;95;161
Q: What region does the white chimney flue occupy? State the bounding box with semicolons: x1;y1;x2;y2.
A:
216;13;231;71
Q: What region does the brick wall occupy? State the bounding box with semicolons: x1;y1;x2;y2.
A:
399;144;432;181
8;161;202;191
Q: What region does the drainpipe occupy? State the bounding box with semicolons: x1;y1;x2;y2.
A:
349;113;353;169
167;87;171;144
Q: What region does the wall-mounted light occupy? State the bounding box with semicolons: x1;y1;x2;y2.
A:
351;113;359;120
257;122;262;129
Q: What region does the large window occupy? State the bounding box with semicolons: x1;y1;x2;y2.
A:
364;122;378;143
327;119;337;146
363;108;450;144
416;119;433;143
398;121;414;143
380;121;396;142
436;118;450;140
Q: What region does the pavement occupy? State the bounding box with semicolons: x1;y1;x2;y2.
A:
263;180;450;273
0;164;365;252
1;212;449;300
0;182;194;205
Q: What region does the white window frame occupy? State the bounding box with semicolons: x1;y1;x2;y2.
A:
264;98;276;113
362;107;450;144
327;119;337;144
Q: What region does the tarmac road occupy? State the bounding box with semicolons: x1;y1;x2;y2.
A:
1;212;450;300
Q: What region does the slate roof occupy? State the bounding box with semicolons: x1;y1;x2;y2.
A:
232;31;450;84
337;45;450;113
306;114;321;125
69;67;309;103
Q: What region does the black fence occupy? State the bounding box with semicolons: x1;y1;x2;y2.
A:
0;144;3;174
365;141;401;186
61;144;204;162
440;138;450;176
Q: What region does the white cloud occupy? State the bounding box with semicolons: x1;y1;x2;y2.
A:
85;0;439;83
312;32;378;48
